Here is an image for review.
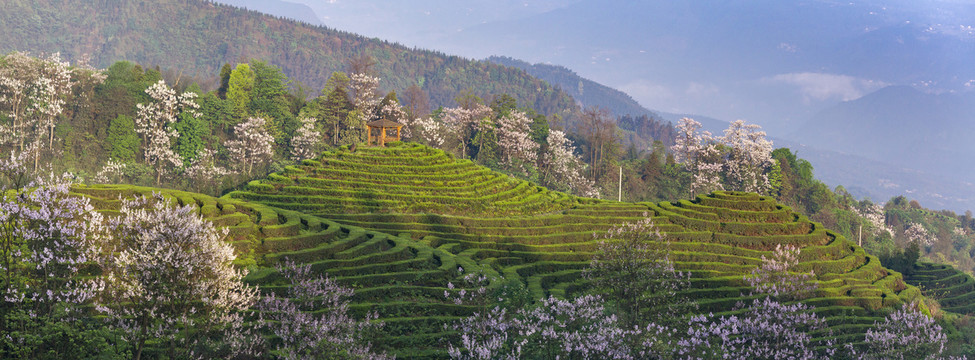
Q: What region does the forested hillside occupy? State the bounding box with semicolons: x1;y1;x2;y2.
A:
0;0;577;117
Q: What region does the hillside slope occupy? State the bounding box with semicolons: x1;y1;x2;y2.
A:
221;142;928;357
0;0;578;116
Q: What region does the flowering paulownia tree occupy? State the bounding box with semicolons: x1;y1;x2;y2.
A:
672;118;723;196
677;297;832;360
671;118;776;196
290;117;322;161
496;110;539;174
721;120;773;193
184;148;231;194
0;173;103;314
447;293;636;360
135;80;199;184
0;171;108;357
0;52;77;173
258;261;388;360
858;302;948;360
745;244;818;300
225;116;274;177
96;194;257;360
441;104;493;159
542;129;599;198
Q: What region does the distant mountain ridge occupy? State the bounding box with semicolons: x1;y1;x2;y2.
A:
0;0;578;117
486;56;655;118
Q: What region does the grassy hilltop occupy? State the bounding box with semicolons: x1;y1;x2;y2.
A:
72;142;943;358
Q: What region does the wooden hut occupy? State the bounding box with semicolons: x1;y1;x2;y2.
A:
366;118;404;147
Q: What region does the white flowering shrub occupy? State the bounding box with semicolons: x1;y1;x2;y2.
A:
496;110;539;174
543;129;599;198
0;52;76;173
906;223;936;247
721;120;773;193
92;160;127;184
672;118;775;196
184;148;231;194
441;104;493;159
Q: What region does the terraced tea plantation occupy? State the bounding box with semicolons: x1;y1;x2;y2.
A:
905;262;975;315
77;142;938;358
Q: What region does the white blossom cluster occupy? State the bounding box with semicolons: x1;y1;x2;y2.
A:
290;117;322;161
544;129;600;198
225;116;275;176
858;204;894;237
0;52;77;172
185;148;232;193
441;104;493;159
496;110;539;173
96;193;258;357
906;223;937;247
135;80;199;182
91;160;127;184
672;118;775;195
722;120;774;193
414;116;446;147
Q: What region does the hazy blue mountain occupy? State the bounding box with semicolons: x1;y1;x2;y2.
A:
791;86;975;181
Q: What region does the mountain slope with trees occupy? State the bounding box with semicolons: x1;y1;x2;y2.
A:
0;0;578;118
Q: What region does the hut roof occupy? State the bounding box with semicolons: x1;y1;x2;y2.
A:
367;119;404;128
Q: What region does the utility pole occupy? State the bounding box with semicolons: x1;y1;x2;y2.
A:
618;166;622;202
858;225;862;247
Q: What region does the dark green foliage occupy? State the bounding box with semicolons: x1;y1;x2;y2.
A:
217;62;232;99
173;112;209;162
105;115;140;162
